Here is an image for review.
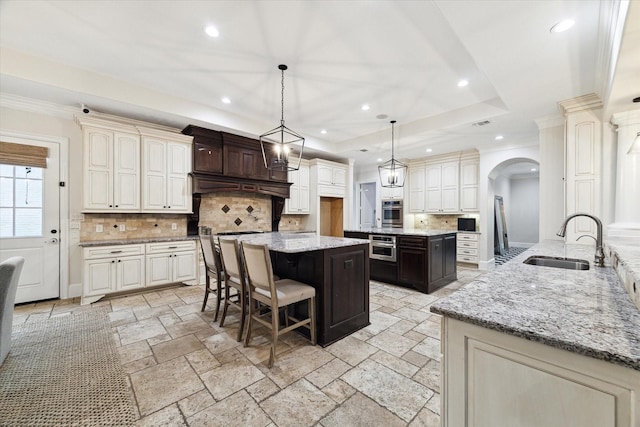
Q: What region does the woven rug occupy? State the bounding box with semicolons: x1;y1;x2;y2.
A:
0;308;135;426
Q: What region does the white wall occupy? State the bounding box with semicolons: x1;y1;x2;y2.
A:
509;176;540;246
538;122;565;241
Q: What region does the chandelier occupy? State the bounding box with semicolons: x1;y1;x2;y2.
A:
378;120;407;187
260;64;304;171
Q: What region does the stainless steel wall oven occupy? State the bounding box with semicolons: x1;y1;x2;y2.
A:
381;200;403;228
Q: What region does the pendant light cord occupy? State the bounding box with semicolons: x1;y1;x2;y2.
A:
281;68;285;126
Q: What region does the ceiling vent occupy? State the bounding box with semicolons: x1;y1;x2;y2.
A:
360;148;368;152
472;120;491;127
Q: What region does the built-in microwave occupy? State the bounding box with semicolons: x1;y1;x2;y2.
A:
381;200;403;228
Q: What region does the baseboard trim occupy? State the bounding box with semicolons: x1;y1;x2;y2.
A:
68;282;82;299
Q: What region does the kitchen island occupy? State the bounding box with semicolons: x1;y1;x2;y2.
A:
344;228;456;293
431;240;640;426
222;232;370;346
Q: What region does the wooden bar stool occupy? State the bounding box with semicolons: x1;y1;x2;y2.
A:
198;228;224;321
240;242;316;368
217;238;248;342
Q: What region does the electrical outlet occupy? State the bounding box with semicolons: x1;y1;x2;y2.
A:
119;224;126;231
96;224;103;233
171;223;177;230
69;222;80;230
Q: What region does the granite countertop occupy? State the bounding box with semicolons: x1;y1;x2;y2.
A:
218;232;369;253
604;237;640;311
78;235;199;247
345;227;458;237
431;240;640;371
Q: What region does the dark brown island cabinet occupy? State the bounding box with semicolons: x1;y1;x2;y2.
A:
344;231;457;294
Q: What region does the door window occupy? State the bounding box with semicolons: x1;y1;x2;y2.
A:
0;164;43;237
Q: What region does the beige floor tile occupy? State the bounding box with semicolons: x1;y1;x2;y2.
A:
305;358;352;389
136;404;186;427
177;389;215;418
366;330;418;358
320;392;406;427
130;356;204;416
370;294;406;310
400;293;439;307
412;358;440;392
412;337;441;361
152;334;205;363
118;340;153;364
370;350;420;378
133;305;173;321
322;379;356;404
426;392;440;415
172;302;201;318
185;348;220;375
342;359;434;422
146;332;173;346
401;350;432;368
245;377;281;403
326;335;378;367
200;358;265;400
393;306;431;323
117;317;168;346
388;319;418;335
380;288;414;300
265;345;334;388
123;356;157;375
404;330;427;342
408;407;440;427
109;308;137;327
363;310;402;335
260;379;336;427
413;320;441;339
110;294;149;312
201;330;242;354
186;390;271;427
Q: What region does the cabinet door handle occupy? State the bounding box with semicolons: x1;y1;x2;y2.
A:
111;260;115;263
168;246;178;249
110;250;123;254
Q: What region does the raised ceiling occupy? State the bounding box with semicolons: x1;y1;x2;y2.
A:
0;1;637;166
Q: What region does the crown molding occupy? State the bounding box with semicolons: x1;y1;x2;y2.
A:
610;108;640;127
534;114;565;130
557;93;603;115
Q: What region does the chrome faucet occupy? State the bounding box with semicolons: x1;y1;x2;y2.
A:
556;213;605;267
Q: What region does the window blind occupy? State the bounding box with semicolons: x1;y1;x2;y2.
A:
0;141;48;168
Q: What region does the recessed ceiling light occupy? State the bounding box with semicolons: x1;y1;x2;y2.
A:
495;135;504;140
377;158;382;162
361;104;370;111
550;19;575;33
320;129;327;134
376;114;388;120
221;97;231;104
426;148;433;153
531;168;537;172
457;79;469;87
205;25;219;38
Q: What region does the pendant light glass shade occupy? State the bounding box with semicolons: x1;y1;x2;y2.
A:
378;120;407;188
260;64;305;171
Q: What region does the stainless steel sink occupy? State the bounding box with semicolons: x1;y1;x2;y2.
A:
523;255;590;270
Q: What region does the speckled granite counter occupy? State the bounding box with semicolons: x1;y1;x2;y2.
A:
78;235;199;247
605;237;640;311
344;227;459;237
431;240;640;371
219;232;369;253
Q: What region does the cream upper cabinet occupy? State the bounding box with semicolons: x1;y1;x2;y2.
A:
285;159;310;214
311;159;347;197
140;129;193;213
426;161;458;213
82;125;141;212
460;157;479;212
408;165;426;212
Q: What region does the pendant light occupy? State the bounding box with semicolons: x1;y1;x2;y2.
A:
260;64;305;171
378;120;407;188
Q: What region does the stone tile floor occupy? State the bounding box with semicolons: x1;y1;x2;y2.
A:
13;267;483;426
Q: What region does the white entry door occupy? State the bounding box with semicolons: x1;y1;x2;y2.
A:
0;140;60;303
360;182;377;228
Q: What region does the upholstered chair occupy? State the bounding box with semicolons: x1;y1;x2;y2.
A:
198;228;224;320
1;256;25;365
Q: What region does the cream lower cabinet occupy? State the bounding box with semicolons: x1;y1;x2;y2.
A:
457;232;479;265
441;318;640;427
145;241;197;287
82;244;145;304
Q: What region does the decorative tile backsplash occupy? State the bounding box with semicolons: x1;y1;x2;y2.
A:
80;214;187;241
411;213;480;231
198;192;272;233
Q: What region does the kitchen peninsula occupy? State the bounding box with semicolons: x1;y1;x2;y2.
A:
431;241;640;426
344;228;457;293
224;232;370;346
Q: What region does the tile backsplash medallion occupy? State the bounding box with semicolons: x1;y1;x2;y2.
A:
80;214;187;241
198;192;272;233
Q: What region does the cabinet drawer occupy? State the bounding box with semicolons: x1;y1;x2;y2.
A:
457;232;479;241
83;244;145;259
146;240;196;254
398;235;427;248
458;240;478;249
457;247;478;256
458;255;478;263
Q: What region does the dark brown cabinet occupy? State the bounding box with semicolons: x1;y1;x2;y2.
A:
428;234;457;292
397;235;428;292
183;125;223;175
370;259;397;284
